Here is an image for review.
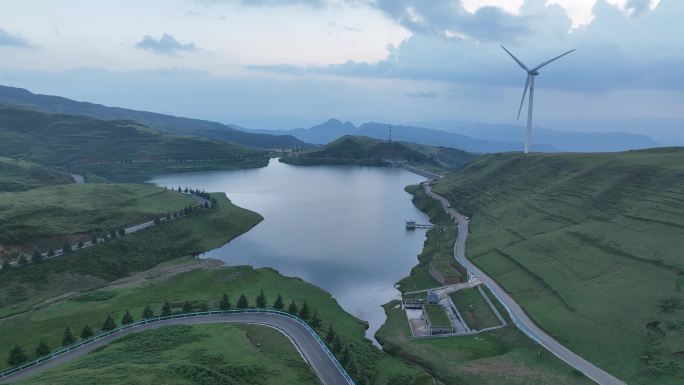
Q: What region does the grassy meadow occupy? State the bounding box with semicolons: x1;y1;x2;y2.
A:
14;324;318;385
1;264;435;385
433;148;684;384
450;287;501;331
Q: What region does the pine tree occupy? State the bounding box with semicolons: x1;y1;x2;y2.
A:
256;289;267;308
325;324;336;345
62;326;75;346
62;240;72;253
110;230;117;239
142;305;154;319
7;344;27;366
118;227;126;237
154;217;161;225
287;299;298;315
2;259;11;271
80;324;94;340
121;310;134;325
47;247;55;257
161;300;172;316
102;314;117;331
310;309;322;328
91;234;98;245
273;294;284;310
31;248;43;263
182;300;193;313
18;254;28;265
77;241;84;249
34;340;50;357
219;293;231;310
237;294;249;309
299;299;310;320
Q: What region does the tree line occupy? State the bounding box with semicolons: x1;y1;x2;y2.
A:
4;289;367;383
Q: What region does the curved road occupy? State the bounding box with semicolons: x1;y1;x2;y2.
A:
0;313;351;385
424;183;625;385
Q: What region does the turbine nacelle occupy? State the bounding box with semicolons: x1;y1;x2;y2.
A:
501;45;574;154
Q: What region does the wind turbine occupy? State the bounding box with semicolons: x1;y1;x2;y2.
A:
501;46;574;154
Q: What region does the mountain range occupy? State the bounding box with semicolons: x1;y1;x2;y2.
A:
246;119;660;153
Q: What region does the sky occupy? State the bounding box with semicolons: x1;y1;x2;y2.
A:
0;0;681;142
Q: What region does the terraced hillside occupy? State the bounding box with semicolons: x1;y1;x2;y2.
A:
0;157;73;192
433;148;684;384
282;135;476;170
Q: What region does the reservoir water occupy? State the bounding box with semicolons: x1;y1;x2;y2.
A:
149;158;429;342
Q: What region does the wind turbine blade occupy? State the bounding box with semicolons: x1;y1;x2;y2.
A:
501;45;529;71
517;75;531;119
532;49;575;71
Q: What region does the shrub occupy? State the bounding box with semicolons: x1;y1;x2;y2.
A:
7;344;27;367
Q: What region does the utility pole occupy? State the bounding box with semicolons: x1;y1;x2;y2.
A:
388;125;392;142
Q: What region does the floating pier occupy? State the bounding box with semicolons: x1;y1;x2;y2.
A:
406;220;433;230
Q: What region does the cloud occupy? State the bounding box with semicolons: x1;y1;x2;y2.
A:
248;0;684;92
135;33;197;54
0;27;32;47
372;0;530;43
406;91;436;98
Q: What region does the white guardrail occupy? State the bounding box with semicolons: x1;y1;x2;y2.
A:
0;309;355;385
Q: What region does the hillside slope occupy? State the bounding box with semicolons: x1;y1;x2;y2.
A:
0;85;307;148
433;148;684;384
0;157;73;192
0;105;263;167
282;135;477;169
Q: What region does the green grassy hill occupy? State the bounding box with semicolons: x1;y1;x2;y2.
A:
14;324;318;385
433;147;684;384
0;183;195;250
0;157;73;192
281;135;476;169
0;85;308;149
0;105;265;168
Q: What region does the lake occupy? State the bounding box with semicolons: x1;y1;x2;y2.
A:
149;158;429;343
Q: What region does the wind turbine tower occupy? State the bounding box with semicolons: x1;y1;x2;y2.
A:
388;125;392;142
501;46;574;154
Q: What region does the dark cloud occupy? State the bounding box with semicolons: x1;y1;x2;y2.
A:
135;33;197;54
625;0;651;15
372;0;530;43
0;27;32;47
406;91;436;98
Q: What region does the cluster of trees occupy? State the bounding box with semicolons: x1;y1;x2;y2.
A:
164;185;218;208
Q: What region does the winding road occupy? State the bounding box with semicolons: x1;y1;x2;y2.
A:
0;312;352;385
424;183;625;385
